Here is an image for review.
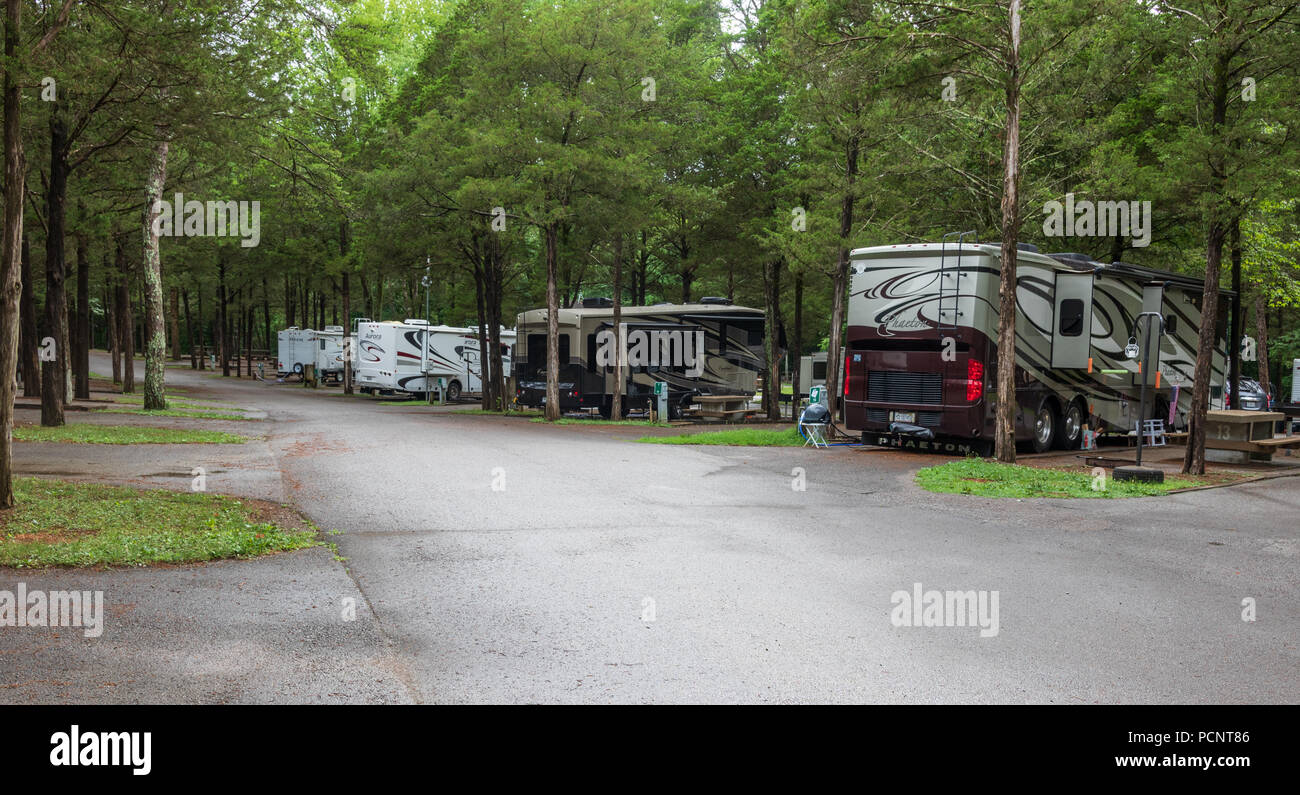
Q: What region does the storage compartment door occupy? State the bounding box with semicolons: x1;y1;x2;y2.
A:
1051;272;1094;369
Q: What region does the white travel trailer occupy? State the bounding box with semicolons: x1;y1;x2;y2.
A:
354;319;513;400
276;327;317;376
313;326;346;382
797;350;844;397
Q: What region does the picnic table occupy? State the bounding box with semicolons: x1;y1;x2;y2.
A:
1204;410;1300;460
690;394;754;420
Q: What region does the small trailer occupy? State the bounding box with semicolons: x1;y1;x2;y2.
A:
797;350;843;397
353;319;513;399
276;327;318;376
314;326;346;382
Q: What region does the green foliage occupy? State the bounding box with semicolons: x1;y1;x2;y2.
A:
0;478;316;568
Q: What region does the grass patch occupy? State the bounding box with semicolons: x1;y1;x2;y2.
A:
93;407;255;421
14;423;246;445
532;416;667;426
0;478;316;567
915;458;1197;499
377;398;429;406
453;408;542;416
112;394;236;409
635;427;803;446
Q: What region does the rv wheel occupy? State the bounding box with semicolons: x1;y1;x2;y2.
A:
1032;400;1056;454
446;380;462;402
1058;400;1085;449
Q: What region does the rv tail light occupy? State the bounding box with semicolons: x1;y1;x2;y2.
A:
844;353;851;397
966;359;984;402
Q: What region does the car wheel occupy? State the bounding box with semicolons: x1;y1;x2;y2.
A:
1057;400;1084;449
1032;400;1056;454
446;380;462;402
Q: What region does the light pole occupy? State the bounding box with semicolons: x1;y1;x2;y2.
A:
1116;310;1165;483
422;261;432;404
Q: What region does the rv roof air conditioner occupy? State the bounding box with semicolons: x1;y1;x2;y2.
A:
700;296;733;305
323;325;343;333
580;297;614;308
404;318;429;325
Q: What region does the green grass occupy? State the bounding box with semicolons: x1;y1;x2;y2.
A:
377;398;429;406
635;427;804;446
113;394;236;409
93;407;255;421
0;478;317;567
453;408;542;416
14;423;246;445
532;416;667;426
915;459;1197;499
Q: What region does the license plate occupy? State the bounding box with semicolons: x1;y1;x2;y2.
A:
891;411;916;423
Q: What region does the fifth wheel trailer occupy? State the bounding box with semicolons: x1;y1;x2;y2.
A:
843;241;1232;454
276;328;317;376
353;319;514;399
513;298;771;418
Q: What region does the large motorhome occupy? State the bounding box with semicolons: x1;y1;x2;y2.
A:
353;319;513;399
844;241;1232;454
514;298;770;418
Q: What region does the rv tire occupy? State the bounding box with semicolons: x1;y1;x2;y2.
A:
446;380;462;402
1058;399;1085;450
1032;398;1057;454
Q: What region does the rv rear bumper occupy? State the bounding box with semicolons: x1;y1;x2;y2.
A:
862;431;992;456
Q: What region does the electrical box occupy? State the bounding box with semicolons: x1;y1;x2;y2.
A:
809;385;827;407
653;381;668;420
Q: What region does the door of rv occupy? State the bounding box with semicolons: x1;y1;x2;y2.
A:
1050;272;1094;369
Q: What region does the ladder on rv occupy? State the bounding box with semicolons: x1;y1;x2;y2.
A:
937;230;976;330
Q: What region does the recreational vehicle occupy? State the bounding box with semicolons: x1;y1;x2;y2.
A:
844;241;1232;454
514;298;771;418
276;327;317;376
353;319;513;399
798;350;844;397
314;326;346;382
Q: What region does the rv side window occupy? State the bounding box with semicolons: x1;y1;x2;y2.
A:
812;361;827;380
1165;314;1177;334
527;334;546;365
320;340;326;350
559;335;570;365
718;323;727;353
1058;299;1085;337
587;334;598;373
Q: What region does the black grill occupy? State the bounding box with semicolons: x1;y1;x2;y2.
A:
867;371;943;405
867;408;942;427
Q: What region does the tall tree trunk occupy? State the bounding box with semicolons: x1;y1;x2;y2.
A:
792;273;803;404
764;258;783;420
1182;51;1233;476
41;102;70;427
826;135;860;422
611;233;623;422
74;224;89;398
473;264;490;410
19;234;37;397
1183;223;1226;474
1227;218;1241;400
168;287;181;360
196;283;206;369
994;0;1023;464
184;288;196;368
284;272;293;328
116;240;135;393
219;259;230;377
141;136;168;410
340;219;353;394
1254;291;1271;401
0;0;25;508
544;222;561;421
106;260;120;383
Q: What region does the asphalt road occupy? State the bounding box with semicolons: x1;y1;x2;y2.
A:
4;361;1297;703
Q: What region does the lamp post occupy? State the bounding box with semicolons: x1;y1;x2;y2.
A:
1116;310;1165;483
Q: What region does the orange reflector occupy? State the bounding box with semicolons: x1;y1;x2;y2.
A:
1156;371;1162;388
1088;357;1093;373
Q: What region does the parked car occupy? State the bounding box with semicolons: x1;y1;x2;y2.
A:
1227;378;1272;412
